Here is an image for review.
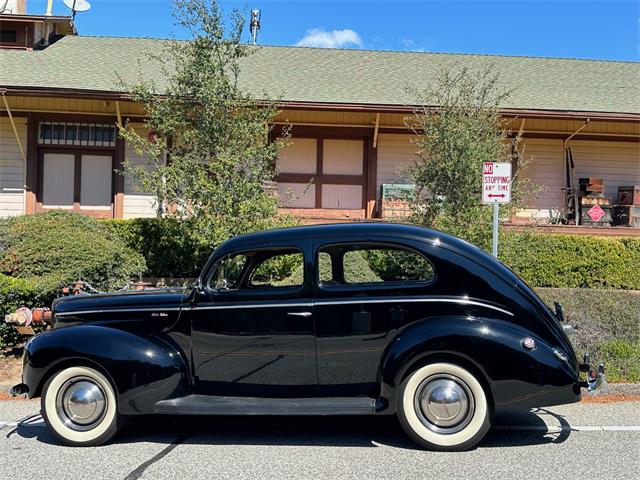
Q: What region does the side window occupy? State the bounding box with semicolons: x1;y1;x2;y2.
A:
318;244;435;286
209;248;304;290
211;253;249;290
248;251;304;288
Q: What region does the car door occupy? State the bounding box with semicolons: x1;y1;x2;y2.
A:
191;241;318;397
312;240;437;397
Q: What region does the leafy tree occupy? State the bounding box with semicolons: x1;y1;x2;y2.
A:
407;64;533;251
119;0;290;250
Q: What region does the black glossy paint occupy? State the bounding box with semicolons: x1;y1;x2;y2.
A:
20;223;581;415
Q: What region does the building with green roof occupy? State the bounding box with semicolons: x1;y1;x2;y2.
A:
0;12;638;229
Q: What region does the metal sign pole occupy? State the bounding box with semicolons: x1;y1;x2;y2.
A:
492;203;499;257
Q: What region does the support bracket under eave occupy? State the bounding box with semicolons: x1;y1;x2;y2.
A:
564;118;590;146
115;100;123;128
373;113;380;148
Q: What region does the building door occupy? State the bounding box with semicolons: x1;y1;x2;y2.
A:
275;136;368;212
39;151;115;217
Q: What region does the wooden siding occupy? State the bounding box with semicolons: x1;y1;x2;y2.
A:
276;110;409;128
277;182;316;208
3;96;146;117
276;138;316;173
321;184;363;209
376;133;416;193
323;139;363;175
516;139;565;221
506;117;640;137
0;117;26;217
570;140;640;199
123;123;157;218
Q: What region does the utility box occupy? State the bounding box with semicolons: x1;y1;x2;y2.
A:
612;205;640;228
617;186;640;206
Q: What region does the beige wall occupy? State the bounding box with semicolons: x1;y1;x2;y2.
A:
516;139;565;221
570;140;640;199
123;123;158;219
376;133;417;194
0;117;27;217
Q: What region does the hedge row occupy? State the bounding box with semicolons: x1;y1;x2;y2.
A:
500;232;640;290
103;218;640;290
0;211;147;292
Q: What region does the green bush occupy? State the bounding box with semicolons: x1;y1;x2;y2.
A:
105;218;208;279
0;211;146;292
104;216;301;278
0;274;53;350
537;288;640;382
501;232;640;290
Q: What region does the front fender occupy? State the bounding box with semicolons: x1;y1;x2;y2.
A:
379;316;580;412
23;325;190;415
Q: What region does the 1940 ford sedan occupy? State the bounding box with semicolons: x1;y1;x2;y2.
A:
12;223;586;450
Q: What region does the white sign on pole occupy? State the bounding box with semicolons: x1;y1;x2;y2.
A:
482;162;512;204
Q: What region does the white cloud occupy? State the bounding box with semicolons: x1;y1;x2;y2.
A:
401;37;427;52
295;28;363;49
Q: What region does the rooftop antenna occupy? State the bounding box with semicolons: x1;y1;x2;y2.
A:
63;0;91;20
250;9;260;45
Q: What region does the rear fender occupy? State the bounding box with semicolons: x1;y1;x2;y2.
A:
379;316;580;412
23;325;190;415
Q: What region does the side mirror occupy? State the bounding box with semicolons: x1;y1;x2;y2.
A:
554;301;565;323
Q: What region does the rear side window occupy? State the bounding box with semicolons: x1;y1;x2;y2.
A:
318;244;435;286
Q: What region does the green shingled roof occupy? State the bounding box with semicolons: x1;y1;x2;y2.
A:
1;35;639;114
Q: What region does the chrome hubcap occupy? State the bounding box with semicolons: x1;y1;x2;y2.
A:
414;374;474;434
56;377;107;431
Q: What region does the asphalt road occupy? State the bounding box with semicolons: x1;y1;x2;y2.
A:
0;400;638;480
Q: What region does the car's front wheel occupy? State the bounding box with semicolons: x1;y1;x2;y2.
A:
397;362;491;451
41;365;120;446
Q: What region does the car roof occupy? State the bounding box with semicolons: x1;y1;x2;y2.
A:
221;222;463;250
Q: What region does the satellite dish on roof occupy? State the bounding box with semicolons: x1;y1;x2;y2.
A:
63;0;91;19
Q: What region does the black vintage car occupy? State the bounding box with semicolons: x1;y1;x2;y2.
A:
13;223;586;450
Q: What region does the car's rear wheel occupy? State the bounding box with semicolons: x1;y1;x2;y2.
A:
41;366;120;446
397;362;491;451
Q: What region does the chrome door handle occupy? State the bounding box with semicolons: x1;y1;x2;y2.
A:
287;311;312;318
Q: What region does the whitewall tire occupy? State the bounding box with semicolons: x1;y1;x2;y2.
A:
397;362;491;451
41;366;120;447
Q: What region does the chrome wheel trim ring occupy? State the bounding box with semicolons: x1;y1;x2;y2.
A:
55;376;108;432
413;374;475;435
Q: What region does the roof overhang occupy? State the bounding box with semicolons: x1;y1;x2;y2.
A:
1;86;639;123
0;14;76;35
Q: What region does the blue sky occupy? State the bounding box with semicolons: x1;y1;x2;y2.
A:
29;0;640;61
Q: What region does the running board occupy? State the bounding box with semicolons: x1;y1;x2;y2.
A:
153;395;377;416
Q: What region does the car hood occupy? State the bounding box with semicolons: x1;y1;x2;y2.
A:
52;288;191;325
